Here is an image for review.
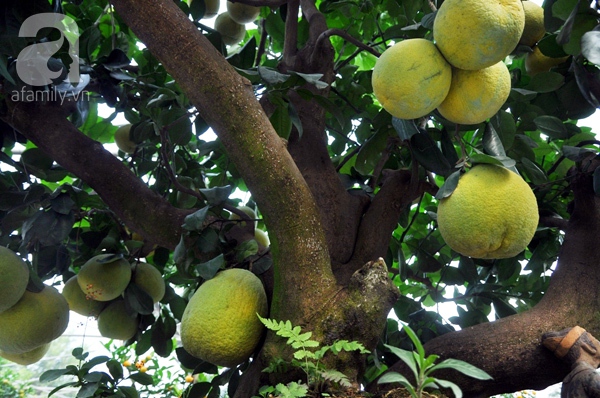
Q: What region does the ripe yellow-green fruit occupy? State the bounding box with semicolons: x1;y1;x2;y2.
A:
437;164;539;259
114;124;136;154
372;39;452;120
0;343;50;365
525;46;569;76
229;205;258;228
437;61;511;125
214;12;246;46
433;0;525;70
77;254;132;302
254;229;270;247
180;268;268;367
0;286;69;354
62;276;106;318
133;263;165;303
520;1;545;47
0;246;29;314
226;1;260;24
97;300;138;341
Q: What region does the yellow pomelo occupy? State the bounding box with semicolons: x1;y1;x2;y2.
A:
372;39;452;119
133;263;165;303
437;164;539;259
97;300;139;341
525;46;569;77
181;268;268;367
254;229;270;247
0;286;69;354
0;246;29;314
214;12;246;46
0;342;50;365
62;276;106;318
433;0;525;70
114;124;136;154
437;61;511;125
77;254;132;302
227;1;260;24
520;1;546;47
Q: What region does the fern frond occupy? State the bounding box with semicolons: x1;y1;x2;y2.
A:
320;369;352;388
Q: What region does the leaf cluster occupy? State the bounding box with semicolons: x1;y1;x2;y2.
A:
256;315;370;397
378;325;492;398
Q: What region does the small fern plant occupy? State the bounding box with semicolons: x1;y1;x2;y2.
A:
378;324;493;398
255;314;370;398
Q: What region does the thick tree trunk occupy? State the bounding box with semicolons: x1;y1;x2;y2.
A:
373;163;600;397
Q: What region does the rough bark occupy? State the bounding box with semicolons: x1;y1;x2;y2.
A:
106;4;401;394
373;163;600;397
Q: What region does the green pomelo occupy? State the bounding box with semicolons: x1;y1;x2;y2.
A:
0;246;29;314
181;268;268;367
133;263;166;303
226;1;260;24
0;286;69;354
229;205;257;228
0;342;51;365
62;276;106;317
97;300;139;341
114;124;136;154
254;229;270;247
214;12;246;46
77;254;132;301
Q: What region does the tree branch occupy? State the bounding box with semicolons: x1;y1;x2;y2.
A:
340;170;437;282
316;28;381;58
372;162;600;397
282;0;299;67
110;0;338;320
2;100;189;250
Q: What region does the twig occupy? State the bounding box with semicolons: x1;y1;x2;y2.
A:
283;0;299;67
316;28;381;58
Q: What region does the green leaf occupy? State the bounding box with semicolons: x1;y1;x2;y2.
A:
40;368;75;383
403;325;425;362
198;185;231;207
435;378;464;398
410;131;453;177
107;359;124;381
196;254;225;280
129;371;155;385
435;170;460;200
521;158;548;185
182;206;209;231
429;358;493;380
483;123;506;157
377;372;417;397
270;101;292;139
533;115;569;140
124;283;154;314
392;117;420;141
383;344;419;381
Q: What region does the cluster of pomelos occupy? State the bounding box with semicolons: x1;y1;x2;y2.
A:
372;0;561;124
62;254;166;342
191;0;261;46
0;247;69;365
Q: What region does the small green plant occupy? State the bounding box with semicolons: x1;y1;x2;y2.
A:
255;314;370;398
378;325;493;398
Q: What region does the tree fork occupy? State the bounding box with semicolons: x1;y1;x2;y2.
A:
372;163;600;397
